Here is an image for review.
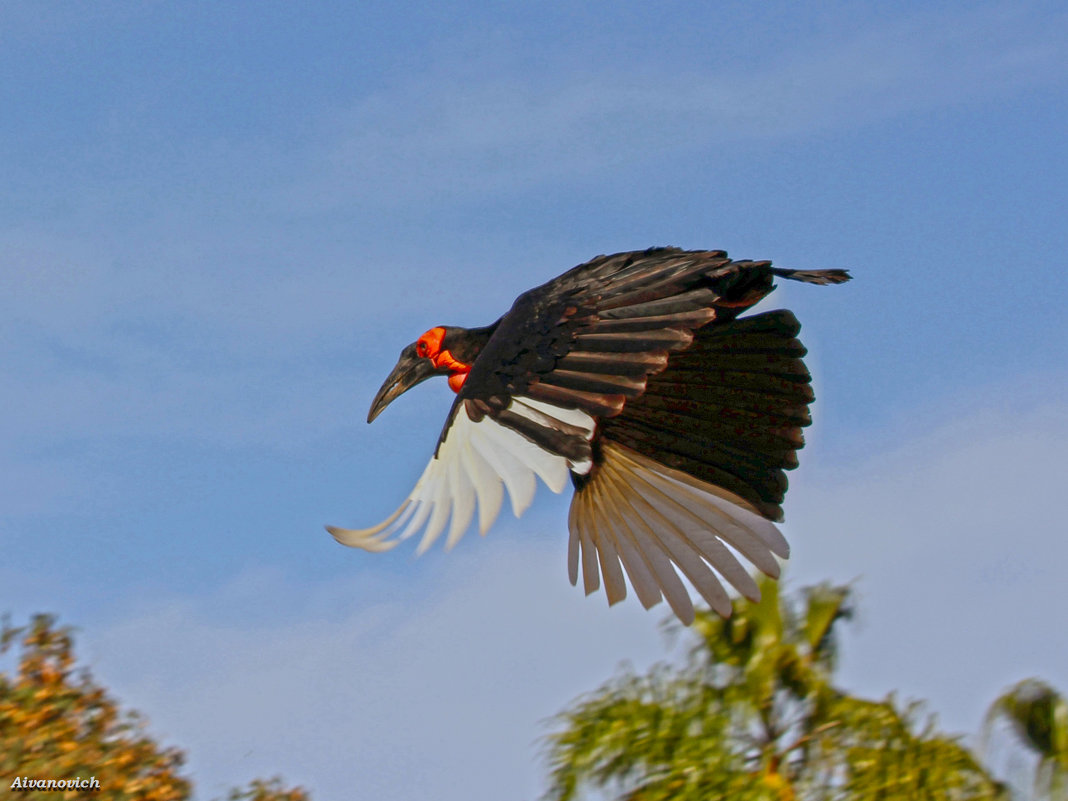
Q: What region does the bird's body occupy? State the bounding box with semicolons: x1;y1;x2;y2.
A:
329;247;849;623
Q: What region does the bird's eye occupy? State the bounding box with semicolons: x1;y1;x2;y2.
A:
417;341;428;357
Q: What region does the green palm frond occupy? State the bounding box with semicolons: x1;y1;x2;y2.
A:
984;678;1068;799
543;580;1003;801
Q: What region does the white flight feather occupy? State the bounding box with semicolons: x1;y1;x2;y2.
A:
616;445;788;559
622;506;694;623
606;467;730;619
397;497;433;542
566;501;581;586
586;478;628;606
511;397;596;476
490;412;571;494
577;499;600;596
566;442;790;622
416;471;453;555
640;454;790;558
617;475;736;617
444;442;477;550
458;433;502;535
603;498;666;610
623;467;761;600
513;397;596;433
467;424;527;517
471;418;537;515
328;396;592;554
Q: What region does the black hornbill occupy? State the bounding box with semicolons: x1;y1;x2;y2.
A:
329;247;850;624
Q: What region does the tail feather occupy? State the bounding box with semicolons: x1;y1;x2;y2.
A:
772;267;852;285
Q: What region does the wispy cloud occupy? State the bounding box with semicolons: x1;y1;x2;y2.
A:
309;5;1067;204
74;395;1068;799
788;397;1068;734
3;5;1064;797
4;4;1062;459
87;537;665;801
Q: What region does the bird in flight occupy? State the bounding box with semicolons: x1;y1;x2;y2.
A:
328;247;849;623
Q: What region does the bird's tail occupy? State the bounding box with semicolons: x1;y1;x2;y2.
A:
771;267;852;285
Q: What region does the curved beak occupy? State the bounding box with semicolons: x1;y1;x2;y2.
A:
367;346;438;423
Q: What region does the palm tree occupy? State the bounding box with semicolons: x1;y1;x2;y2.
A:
543;577;1002;801
984;679;1068;800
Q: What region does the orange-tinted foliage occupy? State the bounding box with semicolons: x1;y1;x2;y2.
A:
0;615;310;801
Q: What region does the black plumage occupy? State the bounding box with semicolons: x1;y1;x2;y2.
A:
334;247;850;623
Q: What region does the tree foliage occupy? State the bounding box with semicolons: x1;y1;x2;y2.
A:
226;777;312;801
0;614;309;801
0;614;190;800
544;578;1005;801
984;679;1068;800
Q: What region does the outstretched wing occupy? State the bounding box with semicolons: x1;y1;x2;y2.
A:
328;397;595;554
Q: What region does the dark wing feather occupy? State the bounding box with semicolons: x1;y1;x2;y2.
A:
457;248;847;512
461;248;780;410
602;310;815;520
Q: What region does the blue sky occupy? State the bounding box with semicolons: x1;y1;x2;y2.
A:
2;2;1066;798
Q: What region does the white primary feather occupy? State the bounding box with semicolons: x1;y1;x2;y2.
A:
511;397;596;476
471;416;538;514
513;396;596;432
458;432;502;535
327;397;594;554
567;442;789;623
566;501;582;586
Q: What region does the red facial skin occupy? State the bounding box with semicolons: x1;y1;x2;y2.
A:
416;327;471;393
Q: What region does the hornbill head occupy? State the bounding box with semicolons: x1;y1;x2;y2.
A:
367;325;488;422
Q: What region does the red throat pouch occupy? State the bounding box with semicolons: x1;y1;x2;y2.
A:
417;327;471;394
